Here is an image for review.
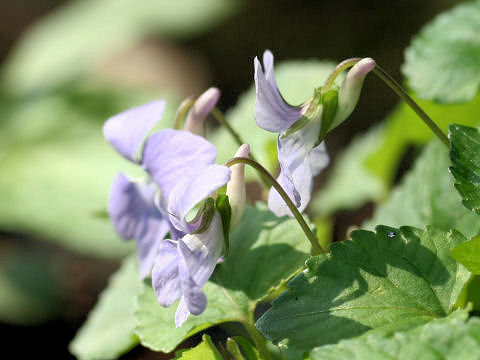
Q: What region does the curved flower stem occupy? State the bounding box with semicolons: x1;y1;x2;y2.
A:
225;157;326;255
322;57;362;93
372;65;450;148
322;58;450;149
243;321;272;360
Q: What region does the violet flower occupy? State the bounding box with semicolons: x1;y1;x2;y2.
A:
152;144;249;327
104;90;221;278
254;50;375;216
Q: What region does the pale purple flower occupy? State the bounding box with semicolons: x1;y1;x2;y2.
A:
254;50;375;217
104;100;220;278
152;145;249;327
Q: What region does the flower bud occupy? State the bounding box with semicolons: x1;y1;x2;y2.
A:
329;58;376;130
226;144;250;231
184;87;220;136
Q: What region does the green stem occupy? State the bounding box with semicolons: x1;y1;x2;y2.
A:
211;107;260;163
243;321;272;360
323;58;450;148
322;58;362;93
225;157;326;255
372;65;450;148
173;97;195;130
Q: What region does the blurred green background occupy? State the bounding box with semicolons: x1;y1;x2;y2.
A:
0;0;466;358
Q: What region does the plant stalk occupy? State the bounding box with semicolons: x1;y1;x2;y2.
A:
225;157;325;255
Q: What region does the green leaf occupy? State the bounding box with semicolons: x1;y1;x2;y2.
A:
452;234;480;274
365;140;480;239
210;60;340;180
0;82;178;257
402;0;480;103
2;0;240;94
256;226;471;350
175;334;223;360
69;255;143;360
134;204;310;353
449;124;480;214
311;124;387;216
310;311;479;360
226;337;261;360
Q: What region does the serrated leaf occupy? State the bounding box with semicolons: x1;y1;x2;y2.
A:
451;234;480;274
134;204;310;353
310;311;479;360
210;60;340;180
365;140;480;239
256;226;471;350
69;255;143;360
402;0;480;103
174;334;223;360
0;82;178;258
449;124;480;214
2;0;239;94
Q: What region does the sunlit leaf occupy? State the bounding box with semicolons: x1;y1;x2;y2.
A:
174;334;223;359
310;311;479;360
256;226;470;350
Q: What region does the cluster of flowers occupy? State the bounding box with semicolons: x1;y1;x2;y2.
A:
103;50;375;327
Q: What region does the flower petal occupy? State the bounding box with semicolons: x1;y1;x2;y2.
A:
184;87;220;137
175;297;190;328
178;257;207;316
178;213;224;287
108;173;169;278
152;239;182;307
254;50;303;133
268;120;328;217
142;129;217;201
103;100;166;163
168;164;231;234
330;57;376;130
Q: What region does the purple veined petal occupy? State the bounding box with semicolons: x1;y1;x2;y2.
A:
103;100;166;163
167;164;231;233
268;120;325;217
108;173;169;278
254;50;303;133
152;239;182;307
178;256;207;316
177;213;224;287
175;297;190;328
142;129;217;201
154;192;185;241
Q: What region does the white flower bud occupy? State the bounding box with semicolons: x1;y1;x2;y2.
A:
184;87;220;136
329;58;376;130
226;144;250;231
